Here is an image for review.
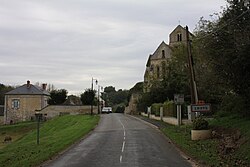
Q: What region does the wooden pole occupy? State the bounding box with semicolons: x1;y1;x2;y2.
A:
186;26;198;104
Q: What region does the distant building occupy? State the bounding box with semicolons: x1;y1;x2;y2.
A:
63;95;82;105
4;80;50;124
143;25;193;92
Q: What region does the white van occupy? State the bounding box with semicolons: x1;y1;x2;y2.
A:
101;107;112;114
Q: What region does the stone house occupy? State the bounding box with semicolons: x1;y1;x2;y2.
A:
4;80;50;124
143;25;193;92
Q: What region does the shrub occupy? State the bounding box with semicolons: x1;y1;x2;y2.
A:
192;116;209;130
151;103;162;116
163;101;176;117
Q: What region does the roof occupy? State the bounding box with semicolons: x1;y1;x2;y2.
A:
150;41;172;60
169;25;194;37
5;84;50;96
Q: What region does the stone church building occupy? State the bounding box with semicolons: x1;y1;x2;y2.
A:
143;25;193;92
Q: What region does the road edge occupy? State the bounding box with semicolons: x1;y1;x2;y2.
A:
39;115;101;167
126;114;200;167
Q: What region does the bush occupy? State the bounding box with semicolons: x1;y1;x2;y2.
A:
218;94;245;117
163;101;176;117
115;106;125;113
151;103;162;116
192;116;209;130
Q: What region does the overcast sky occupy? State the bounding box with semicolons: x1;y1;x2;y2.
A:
0;0;226;95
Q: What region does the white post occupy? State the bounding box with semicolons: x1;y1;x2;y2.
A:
160;107;163;121
147;107;151;118
177;105;182;126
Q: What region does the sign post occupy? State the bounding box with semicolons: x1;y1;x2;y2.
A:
174;94;184;126
191;104;211;113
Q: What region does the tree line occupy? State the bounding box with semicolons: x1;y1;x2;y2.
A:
136;0;250;117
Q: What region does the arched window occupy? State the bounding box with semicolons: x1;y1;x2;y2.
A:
162;50;165;58
177;33;182;42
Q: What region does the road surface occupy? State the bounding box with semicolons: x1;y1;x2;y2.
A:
44;113;192;167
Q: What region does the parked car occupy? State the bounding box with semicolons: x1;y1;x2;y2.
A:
101;107;112;114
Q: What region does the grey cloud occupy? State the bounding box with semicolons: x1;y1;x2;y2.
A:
0;0;226;94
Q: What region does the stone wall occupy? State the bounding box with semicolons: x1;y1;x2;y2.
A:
40;105;98;118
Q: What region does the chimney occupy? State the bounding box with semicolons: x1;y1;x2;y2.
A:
27;80;31;88
42;83;47;90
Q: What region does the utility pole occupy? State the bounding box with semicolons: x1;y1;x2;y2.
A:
186;26;198;104
91;78;98;115
97;85;103;114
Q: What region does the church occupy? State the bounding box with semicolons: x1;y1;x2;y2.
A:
143;25;193;92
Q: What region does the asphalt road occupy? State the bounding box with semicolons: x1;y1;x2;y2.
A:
44;113;192;167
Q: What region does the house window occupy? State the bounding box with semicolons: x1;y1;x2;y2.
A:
12;99;20;109
177;33;182;41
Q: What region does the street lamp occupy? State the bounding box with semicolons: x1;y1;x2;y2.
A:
97;85;103;114
91;78;98;115
35;111;42;145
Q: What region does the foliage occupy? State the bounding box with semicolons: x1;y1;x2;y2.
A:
0;84;14;105
104;86;116;93
80;89;96;105
164;44;190;100
194;0;250;116
151;103;162;116
0;115;99;167
163;101;176;117
101;86;129;107
114;105;125;113
48;89;68;105
192;116;209;130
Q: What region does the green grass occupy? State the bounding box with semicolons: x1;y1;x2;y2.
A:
0;115;100;167
161;115;250;166
209;115;250;165
0;121;37;149
161;124;220;166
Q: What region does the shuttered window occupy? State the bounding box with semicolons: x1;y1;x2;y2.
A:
12;99;20;109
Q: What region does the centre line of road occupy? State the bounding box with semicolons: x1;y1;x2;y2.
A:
119;119;126;163
122;141;125;152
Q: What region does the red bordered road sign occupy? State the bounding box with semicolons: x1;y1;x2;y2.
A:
191;104;211;112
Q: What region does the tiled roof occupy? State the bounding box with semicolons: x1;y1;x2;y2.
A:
5;84;50;96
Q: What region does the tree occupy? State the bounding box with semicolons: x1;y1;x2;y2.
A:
0;84;14;105
104;86;116;93
80;89;96;105
194;0;250;115
48;89;68;105
101;86;129;107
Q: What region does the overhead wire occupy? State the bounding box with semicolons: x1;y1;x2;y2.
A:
194;6;250;41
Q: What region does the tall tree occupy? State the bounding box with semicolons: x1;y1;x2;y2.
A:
80;89;96;105
0;84;14;105
195;0;250;115
48;89;68;105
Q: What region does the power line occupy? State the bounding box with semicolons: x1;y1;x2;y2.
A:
195;7;250;40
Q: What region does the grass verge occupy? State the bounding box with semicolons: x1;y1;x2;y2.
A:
160;115;250;167
0;115;99;167
0;121;37;149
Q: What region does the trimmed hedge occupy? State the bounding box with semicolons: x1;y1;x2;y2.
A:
151;103;162;116
163;101;176;117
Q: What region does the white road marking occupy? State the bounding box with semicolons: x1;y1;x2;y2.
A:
122;141;125;152
119;119;126;163
120;155;123;163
